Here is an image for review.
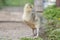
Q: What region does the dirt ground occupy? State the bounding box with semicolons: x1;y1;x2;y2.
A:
0;7;32;40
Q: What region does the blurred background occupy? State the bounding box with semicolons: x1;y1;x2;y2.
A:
0;0;34;8
0;0;56;9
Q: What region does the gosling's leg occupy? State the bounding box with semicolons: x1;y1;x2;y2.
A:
33;28;40;38
32;28;37;36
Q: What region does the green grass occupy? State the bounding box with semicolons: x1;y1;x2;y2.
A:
0;0;4;6
20;37;43;40
5;0;34;6
48;29;60;40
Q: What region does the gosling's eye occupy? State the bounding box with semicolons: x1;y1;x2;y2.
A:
30;6;32;8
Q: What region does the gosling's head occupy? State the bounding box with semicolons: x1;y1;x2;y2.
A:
24;3;33;13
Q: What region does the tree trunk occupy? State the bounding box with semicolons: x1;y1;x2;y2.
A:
56;0;60;7
34;0;43;12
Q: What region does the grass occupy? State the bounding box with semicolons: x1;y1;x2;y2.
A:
48;29;60;40
20;37;43;40
5;0;34;6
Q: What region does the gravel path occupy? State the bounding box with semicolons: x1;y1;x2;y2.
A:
0;22;32;40
0;7;32;40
